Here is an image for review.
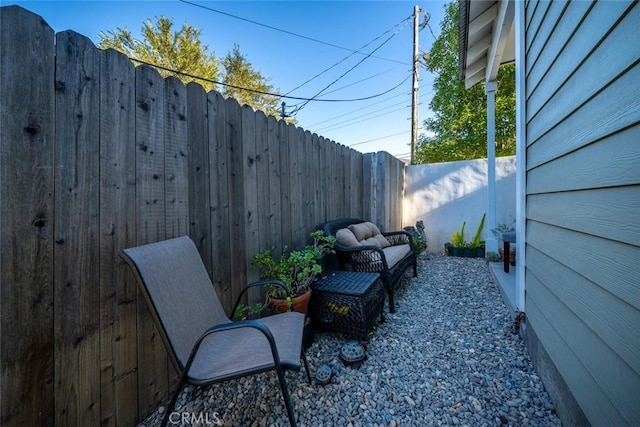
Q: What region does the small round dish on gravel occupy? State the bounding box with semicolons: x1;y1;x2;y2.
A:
339;341;366;368
315;364;333;385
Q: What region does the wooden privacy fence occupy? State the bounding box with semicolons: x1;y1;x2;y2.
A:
0;6;405;426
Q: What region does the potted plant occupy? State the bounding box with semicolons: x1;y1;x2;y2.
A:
448;221;466;256
446;214;486;258
468;213;486;257
250;230;335;314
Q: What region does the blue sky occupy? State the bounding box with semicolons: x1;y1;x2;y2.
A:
5;0;447;159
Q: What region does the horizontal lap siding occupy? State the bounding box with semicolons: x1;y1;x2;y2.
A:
525;1;640;425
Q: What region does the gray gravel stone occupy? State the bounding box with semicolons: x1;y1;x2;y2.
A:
137;254;561;427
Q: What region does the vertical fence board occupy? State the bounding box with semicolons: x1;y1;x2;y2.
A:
225;98;246;308
266;116;283;255
0;6;55;426
279;121;292;247
288;125;304;248
255;111;271;252
186;83;212;273
134;65;168;417
208;92;232;310
165;77;189;240
98;47;138;427
242;106;260;303
53;30;101;427
163;76;188;390
278;120;292;251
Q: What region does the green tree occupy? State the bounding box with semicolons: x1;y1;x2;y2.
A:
98;17;290;122
415;1;515;164
98;16;220;92
222;44;282;120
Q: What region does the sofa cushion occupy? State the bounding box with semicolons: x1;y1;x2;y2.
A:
362;234;391;248
348;221;381;239
382;244;411;268
336;228;361;248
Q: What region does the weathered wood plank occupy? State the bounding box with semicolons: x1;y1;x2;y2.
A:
53;30;101;427
134;64;169;417
186;82;212;274
528;2;639;140
255;110;272;253
278;120;292;250
163;76;187;390
266;116;282;255
527;126;640;194
527;220;640;311
303;131;315;233
225;97;246;308
288;124;304;248
98;47;138;427
164;77;189;240
526;272;639;425
208;91;233;311
0;6;55;426
241;105;260;303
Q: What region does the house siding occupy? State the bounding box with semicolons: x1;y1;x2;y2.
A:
524;1;640;426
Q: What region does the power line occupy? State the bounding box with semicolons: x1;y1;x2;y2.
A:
308;88;434;129
319;66;405;97
316;104;412;134
179;0;410;66
292;20;411;114
306;91;408;128
124;56;411;103
283;18;411;96
347;131;410;147
315;101;413;134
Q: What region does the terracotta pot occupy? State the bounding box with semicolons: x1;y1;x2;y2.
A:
269;289;312;314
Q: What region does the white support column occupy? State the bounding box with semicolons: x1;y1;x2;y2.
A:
515;0;526;312
485;81;498;254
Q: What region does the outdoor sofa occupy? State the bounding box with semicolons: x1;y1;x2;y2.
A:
322;218;418;313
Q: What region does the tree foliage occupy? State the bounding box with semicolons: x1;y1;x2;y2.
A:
223;44;282;120
414;1;515;164
98;17;219;92
98;17;288;120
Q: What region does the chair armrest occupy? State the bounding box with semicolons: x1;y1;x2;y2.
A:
231;280;289;319
182;319;282;376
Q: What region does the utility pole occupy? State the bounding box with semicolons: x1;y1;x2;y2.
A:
411;5;420;164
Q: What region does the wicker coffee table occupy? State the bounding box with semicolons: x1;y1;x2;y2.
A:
309;271;385;338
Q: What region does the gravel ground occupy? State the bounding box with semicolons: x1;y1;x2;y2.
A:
139;254;561;427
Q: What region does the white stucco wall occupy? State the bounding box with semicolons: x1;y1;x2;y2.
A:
403;156;516;253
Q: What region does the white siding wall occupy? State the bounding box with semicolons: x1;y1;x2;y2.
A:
524;1;640;425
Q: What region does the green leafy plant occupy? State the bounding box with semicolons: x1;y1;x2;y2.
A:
251;230;335;299
469;213;486;248
412;236;426;255
451;221;466;247
233;302;265;320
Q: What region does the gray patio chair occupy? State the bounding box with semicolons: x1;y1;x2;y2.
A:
120;236;311;427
